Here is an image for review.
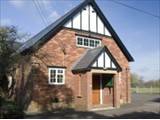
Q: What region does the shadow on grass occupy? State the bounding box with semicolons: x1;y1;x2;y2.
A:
25;108;160;119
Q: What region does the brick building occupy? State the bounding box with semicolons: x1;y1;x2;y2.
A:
16;0;134;112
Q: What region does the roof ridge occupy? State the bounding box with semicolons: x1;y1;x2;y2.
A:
16;0;134;62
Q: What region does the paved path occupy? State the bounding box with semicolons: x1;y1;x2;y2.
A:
26;94;160;119
95;94;160;118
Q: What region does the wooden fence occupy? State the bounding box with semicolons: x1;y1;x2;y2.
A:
131;87;160;94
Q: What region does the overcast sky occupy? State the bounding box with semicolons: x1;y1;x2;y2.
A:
0;0;159;81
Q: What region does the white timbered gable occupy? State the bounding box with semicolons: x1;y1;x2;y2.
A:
92;51;116;69
64;5;111;36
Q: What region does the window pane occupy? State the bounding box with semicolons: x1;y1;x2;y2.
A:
51;70;56;73
58;69;63;73
51;70;56;78
90;40;94;47
51;78;56;82
84;38;88;46
57;74;63;83
95;40;100;47
77;37;83;45
50;70;56;83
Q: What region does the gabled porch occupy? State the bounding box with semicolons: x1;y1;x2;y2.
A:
72;46;121;110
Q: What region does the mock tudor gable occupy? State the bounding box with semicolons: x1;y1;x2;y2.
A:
17;0;134;62
91;47;120;70
64;4;111;36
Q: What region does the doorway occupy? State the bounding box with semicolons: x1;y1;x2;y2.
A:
92;73;114;106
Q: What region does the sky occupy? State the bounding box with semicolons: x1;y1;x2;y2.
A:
0;0;160;81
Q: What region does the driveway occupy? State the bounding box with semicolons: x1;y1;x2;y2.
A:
26;94;160;119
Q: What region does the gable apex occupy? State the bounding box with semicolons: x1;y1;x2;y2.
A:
64;2;111;36
17;0;134;62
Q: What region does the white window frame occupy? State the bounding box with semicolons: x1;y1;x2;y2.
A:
76;36;101;48
48;67;65;85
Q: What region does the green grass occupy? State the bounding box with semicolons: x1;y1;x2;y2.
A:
131;87;160;94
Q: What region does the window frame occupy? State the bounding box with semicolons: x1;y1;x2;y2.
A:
90;39;95;47
77;37;83;46
48;67;65;85
76;36;101;48
84;38;89;46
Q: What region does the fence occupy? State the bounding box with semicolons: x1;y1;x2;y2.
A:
131;87;160;94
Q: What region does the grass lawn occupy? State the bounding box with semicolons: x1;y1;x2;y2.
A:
131;87;160;94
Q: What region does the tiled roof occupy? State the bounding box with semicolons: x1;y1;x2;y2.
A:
16;0;134;62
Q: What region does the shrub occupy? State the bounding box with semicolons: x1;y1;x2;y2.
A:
0;97;24;118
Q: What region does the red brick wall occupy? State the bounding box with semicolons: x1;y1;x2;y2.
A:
101;35;130;104
16;28;131;111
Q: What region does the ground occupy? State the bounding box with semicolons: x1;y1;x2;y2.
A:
26;93;160;119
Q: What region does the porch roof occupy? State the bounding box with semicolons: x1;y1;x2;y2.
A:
71;46;122;72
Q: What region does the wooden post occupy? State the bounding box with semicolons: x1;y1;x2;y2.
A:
113;73;120;108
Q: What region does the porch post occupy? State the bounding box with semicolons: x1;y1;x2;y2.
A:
86;71;92;110
113;72;120;108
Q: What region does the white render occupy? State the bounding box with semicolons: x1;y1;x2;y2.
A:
112;62;116;68
64;5;111;36
98;52;104;67
92;61;97;67
104;52;110;68
97;16;104;34
90;5;97;33
73;13;81;29
65;20;72;28
82;5;89;31
92;51;116;69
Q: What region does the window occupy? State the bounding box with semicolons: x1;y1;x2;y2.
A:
48;67;65;85
95;40;100;47
84;38;88;46
76;36;101;48
77;37;83;45
90;40;94;47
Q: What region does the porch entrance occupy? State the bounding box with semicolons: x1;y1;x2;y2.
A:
92;74;114;106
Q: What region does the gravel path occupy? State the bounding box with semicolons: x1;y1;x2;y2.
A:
26;93;160;119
